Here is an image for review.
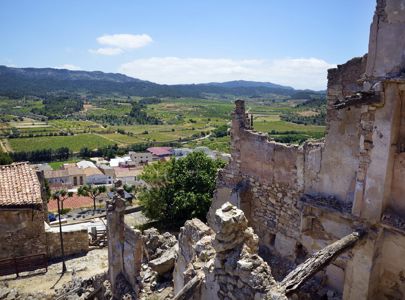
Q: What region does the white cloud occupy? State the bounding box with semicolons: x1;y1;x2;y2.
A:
119;57;335;90
97;34;152;49
89;47;123;56
90;34;152;56
58;64;82;70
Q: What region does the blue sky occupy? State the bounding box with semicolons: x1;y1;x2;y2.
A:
0;0;375;89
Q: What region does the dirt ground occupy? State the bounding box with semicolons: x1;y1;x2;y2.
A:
0;248;108;295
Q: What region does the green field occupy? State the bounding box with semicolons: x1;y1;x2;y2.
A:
2;97;326;155
8;133;114;152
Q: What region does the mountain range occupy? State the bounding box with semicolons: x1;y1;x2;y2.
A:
0;65;324;99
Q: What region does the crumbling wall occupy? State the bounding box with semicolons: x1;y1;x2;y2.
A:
46;228;89;258
308;56;366;203
176;203;287;300
372;230;405;299
123;224;143;293
173;218;213;295
365;0;405;79
0;209;46;260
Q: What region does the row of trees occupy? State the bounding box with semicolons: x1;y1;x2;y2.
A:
10;147;70;163
280;111;326;126
2;140;183;165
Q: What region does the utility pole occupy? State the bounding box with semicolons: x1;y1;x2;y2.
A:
56;193;67;274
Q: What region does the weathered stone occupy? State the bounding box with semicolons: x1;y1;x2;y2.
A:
149;243;178;275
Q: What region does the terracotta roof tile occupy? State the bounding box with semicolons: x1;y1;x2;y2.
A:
147;147;172;156
0;162;43;207
47;194;94;211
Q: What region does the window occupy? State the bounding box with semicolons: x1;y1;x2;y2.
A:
73;176;77;186
80;176;83;185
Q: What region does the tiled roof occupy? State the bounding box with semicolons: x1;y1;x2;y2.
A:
0;162;43;207
113;167;143;178
147;147;172;156
47;194;93;211
83;167;103;176
44;169;68;179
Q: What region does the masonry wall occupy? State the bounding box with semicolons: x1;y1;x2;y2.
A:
372;230;405;299
307;56;366;203
210;56;397;297
123;224;143;291
46;228;89;258
0;208;46;260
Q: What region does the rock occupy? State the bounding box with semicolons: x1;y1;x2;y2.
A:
0;288;10;300
149;244;179;275
143;228;177;261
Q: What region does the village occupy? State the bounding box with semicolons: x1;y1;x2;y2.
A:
1;0;405;299
38;146;229;217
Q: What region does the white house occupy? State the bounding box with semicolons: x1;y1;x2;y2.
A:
128;151;153;166
109;156;132;167
77;160;97;169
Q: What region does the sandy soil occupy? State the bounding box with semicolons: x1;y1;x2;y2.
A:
0;248;108;295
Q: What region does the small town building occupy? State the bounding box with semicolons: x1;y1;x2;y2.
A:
146;147;173;159
0;163;47;261
83;166;112;185
99;164;115;178
173;148;193;158
128;151;153;166
89;157;109;165
76;160;97;169
109;156;132;167
113;167;143;185
44;166;85;188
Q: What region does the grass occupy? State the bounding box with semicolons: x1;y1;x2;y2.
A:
9;133;114;152
48;158;81;170
253;119;324;134
185;136;231;153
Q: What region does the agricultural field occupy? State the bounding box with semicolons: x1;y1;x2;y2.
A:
8;133;113;152
0;96;326;155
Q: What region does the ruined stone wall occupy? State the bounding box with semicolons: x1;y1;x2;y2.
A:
308;56;366;203
365;0;405;79
210;39;405;300
122;224;143;291
46;228;89;259
0;209;46;260
372;230;405;299
176;203;287;300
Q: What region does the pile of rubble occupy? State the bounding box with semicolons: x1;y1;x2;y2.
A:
0;282;51;300
101;195;363;299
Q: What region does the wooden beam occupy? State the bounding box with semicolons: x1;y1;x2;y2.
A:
280;231;364;294
173;273;204;300
334;91;380;109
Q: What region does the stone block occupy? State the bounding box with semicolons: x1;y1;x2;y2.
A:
274;232;296;259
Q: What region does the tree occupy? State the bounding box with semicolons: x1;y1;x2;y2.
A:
77;184;107;213
138;151;225;227
0;153;13;165
52;190;73;212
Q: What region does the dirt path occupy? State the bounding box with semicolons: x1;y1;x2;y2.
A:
0;139;11;153
0;249;108;295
